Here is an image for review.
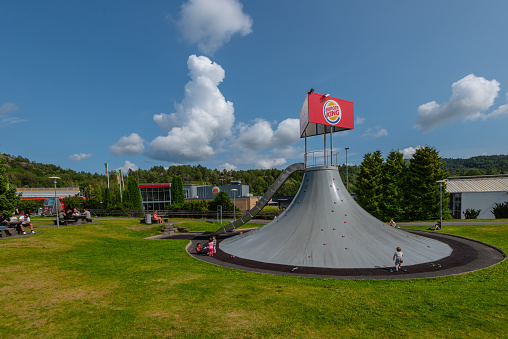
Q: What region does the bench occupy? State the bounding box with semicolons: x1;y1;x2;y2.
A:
0;227;15;238
53;219;78;226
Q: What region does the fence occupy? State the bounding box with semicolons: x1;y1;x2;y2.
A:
88;209;278;220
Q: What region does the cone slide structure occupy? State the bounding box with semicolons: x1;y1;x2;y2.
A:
220;166;452;269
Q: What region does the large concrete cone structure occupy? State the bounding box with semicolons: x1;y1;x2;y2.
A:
220;166;452;269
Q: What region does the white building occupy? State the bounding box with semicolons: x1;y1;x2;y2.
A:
445;175;508;219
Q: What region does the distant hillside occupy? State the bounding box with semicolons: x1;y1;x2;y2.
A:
442;155;508;176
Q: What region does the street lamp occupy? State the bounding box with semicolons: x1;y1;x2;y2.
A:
231;188;238;220
437;180;446;229
49;176;60;228
345;147;350;193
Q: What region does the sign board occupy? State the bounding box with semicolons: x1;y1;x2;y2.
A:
212;186;220;194
300;92;354;137
43;198;63;215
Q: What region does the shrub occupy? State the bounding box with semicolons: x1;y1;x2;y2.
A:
463;208;481;219
492;202;508;219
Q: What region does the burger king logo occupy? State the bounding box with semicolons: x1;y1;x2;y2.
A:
212;186;220;194
323;100;341;125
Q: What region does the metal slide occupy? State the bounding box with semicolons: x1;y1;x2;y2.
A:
214;162;305;234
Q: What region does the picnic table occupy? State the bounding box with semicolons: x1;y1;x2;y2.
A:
52;216;92;226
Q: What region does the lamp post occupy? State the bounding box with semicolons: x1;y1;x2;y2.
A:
231;188;238;220
49;176;60;228
345;147;350;193
437;180;446;229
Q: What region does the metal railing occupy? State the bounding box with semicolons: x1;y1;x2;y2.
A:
305;150;339;168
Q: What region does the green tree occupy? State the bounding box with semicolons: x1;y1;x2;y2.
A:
355;150;384;219
127;176;142;210
406;146;449;221
208;191;236;211
0;157;20;217
171;175;185;207
380;150;406;221
103;187;112;210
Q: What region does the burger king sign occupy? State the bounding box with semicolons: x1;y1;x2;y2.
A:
323;100;341;125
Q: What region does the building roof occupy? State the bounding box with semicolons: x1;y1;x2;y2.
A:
445;175;508;193
17;187;82;199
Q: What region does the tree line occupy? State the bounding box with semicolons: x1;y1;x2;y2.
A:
354;146;449;222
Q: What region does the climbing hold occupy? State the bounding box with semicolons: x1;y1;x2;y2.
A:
344;214;347;216
341;235;345;238
333;228;336;230
334;201;337;204
321;229;324;231
323;243;327;245
330;185;333;187
344;221;347;223
345;248;349;250
331;210;334;212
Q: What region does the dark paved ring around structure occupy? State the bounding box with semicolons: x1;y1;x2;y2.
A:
160;229;506;280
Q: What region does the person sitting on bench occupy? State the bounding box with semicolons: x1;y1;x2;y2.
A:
195;243;204;254
18;213;34;234
153;212;163;224
83;208;92;222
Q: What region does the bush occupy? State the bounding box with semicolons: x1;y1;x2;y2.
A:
492;202;508;219
463;208;481;219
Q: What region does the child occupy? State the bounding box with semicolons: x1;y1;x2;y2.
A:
392;247;403;271
195;243;203;255
212;236;217;254
208;239;214;257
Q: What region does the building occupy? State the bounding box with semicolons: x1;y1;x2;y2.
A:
17;187;83;200
445;175;508;219
139;182;253;211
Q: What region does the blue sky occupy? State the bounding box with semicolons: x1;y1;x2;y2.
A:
2;0;508;175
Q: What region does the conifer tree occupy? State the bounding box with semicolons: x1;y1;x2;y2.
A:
406;146;449;220
127;176;142;210
171;175;185;207
381;150;406;221
0;157;19;217
355;150;384;219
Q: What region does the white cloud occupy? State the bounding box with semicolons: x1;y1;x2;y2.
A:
148;55;234;162
217;162;237;171
255;157;287;170
486;92;508;119
0;102;19;114
109;133;146;156
236;118;300;151
69;153;93;161
0;116;26;125
415;74;501;132
178;0;253;54
117;160;139;174
355;116;365;125
399;146;421;159
363;126;388;138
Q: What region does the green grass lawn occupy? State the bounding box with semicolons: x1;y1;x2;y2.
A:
0;220;506;338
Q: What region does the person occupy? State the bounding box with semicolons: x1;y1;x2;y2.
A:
429;221;441;231
83;208;91;222
58;209;66;220
195;243;203;254
212;236;217;254
208;238;214;256
72;208;80;216
153;212;162;224
392;247;403;272
389;219;397;228
65;209;73;219
18;213;34;234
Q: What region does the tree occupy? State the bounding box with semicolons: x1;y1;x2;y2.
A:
406;146;449;221
103;187;112;210
355;150;384;219
0;157;19;218
208;191;236;212
127;176;142;210
380;150;406;221
171;175;185;207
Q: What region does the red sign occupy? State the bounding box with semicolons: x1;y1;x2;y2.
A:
300;92;354;137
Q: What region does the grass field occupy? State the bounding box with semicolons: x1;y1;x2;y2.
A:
0;219;506;338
